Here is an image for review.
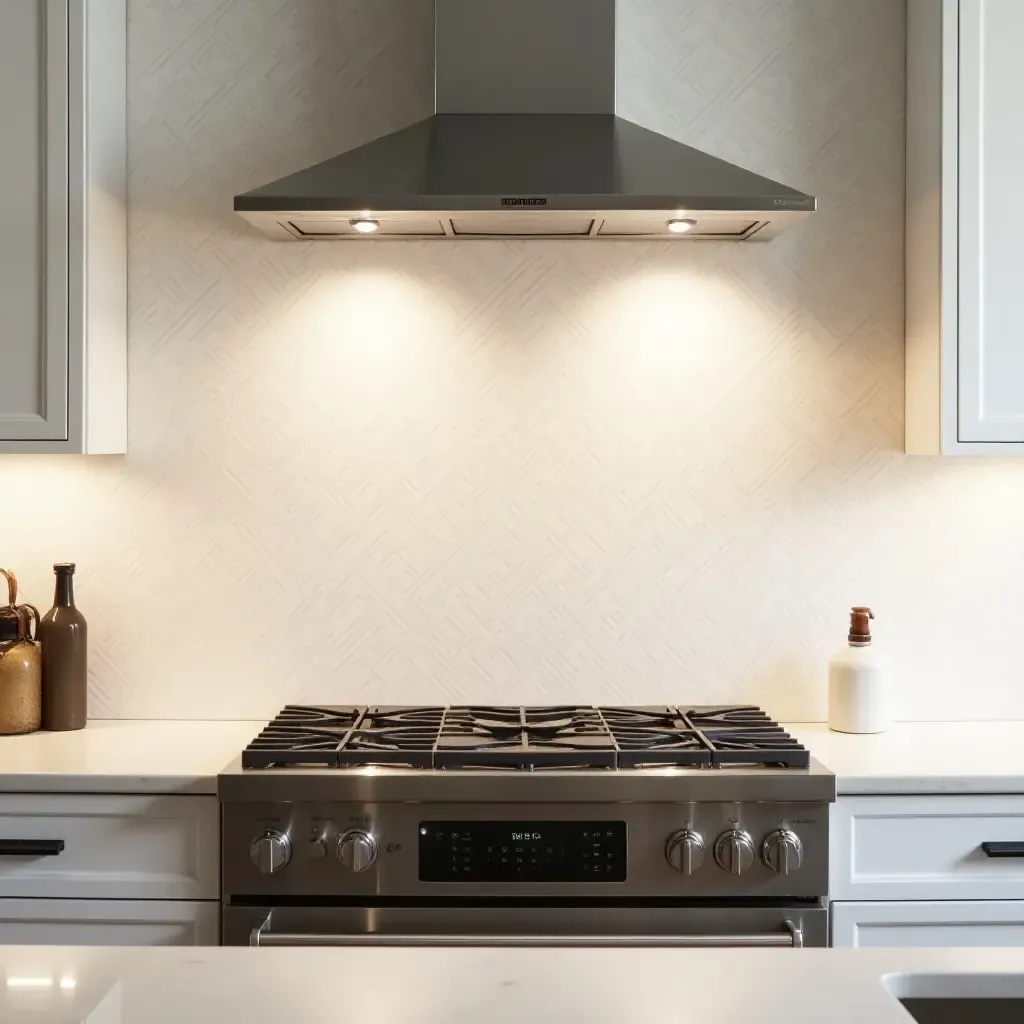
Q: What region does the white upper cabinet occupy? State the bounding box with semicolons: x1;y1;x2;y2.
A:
0;0;126;455
907;0;1024;454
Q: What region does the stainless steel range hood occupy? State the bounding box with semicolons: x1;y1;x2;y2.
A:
235;0;815;242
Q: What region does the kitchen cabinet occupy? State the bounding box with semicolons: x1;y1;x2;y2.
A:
831;794;1024;946
0;794;219;946
906;0;1024;453
0;899;218;946
0;0;126;454
830;794;1024;902
832;901;1024;948
0;794;219;901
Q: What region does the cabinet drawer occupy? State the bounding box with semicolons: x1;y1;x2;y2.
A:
0;898;218;945
832;795;1024;901
832;900;1024;948
0;795;218;899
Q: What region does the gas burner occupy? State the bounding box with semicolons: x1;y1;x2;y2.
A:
683;706;776;729
598;705;685;725
701;728;809;767
340;727;440;769
362;707;448;726
274;705;363;729
436;707;615;769
442;706;608;746
609;730;710;768
240;705;364;768
435;740;617;771
240;704;810;770
598;707;708;767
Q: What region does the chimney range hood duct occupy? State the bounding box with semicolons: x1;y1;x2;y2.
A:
234;0;815;241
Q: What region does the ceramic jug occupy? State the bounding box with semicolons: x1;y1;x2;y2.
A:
0;569;42;734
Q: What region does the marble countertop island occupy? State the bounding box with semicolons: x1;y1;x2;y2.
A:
2;944;1023;1023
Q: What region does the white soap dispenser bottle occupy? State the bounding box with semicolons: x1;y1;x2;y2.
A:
828;606;889;734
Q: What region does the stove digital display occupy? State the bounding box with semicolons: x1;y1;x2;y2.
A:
419;821;627;882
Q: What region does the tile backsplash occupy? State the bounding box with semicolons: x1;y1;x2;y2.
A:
3;0;1024;721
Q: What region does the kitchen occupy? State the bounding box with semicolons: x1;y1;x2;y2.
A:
2;0;1024;1018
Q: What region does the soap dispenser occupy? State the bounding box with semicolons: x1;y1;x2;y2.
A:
828;606;889;734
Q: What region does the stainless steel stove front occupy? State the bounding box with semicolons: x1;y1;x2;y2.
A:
219;760;834;949
222;798;828;900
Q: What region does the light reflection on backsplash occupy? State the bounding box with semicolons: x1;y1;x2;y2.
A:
2;0;1024;721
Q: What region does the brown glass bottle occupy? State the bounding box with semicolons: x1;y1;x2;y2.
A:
38;563;87;731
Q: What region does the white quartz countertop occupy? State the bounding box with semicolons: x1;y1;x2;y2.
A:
786;721;1024;795
1;718;1023;796
0;720;264;794
2;944;1024;1024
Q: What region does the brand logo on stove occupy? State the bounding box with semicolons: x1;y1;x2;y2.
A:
502;197;547;207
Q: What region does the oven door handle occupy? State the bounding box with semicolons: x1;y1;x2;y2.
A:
250;917;803;949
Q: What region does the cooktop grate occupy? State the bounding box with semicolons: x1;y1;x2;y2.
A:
241;704;810;771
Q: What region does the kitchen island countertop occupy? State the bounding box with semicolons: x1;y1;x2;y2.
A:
2;944;1023;1023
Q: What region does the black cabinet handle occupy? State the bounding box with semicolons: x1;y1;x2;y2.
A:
982;842;1024;858
0;839;65;857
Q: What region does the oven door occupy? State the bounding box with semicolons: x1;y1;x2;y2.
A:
223;904;827;948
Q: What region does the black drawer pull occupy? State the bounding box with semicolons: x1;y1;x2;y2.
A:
982;842;1024;858
0;839;65;857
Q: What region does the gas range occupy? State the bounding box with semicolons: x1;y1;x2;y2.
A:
219;704;834;948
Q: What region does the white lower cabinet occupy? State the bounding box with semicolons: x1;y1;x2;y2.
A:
0;794;220;946
0;899;218;946
832;900;1024;948
831;792;1024;947
831;794;1024;901
0;794;219;901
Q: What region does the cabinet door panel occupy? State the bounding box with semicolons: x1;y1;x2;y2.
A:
0;0;69;442
831;795;1024;902
0;794;219;900
832;901;1024;948
958;0;1024;442
0;899;218;945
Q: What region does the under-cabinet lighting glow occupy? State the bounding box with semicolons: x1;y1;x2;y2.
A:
350;218;380;234
666;218;697;234
59;976;77;991
7;977;54;990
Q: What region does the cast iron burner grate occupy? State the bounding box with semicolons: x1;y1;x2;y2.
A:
241;704;810;770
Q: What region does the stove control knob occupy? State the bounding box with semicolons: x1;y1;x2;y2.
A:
762;829;803;875
665;830;706;875
337;830;377;873
250;831;291;875
714;830;755;875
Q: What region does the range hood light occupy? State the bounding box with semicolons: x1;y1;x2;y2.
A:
667;218;697;234
350;217;379;234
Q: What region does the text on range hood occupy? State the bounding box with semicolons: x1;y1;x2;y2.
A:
234;0;816;242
